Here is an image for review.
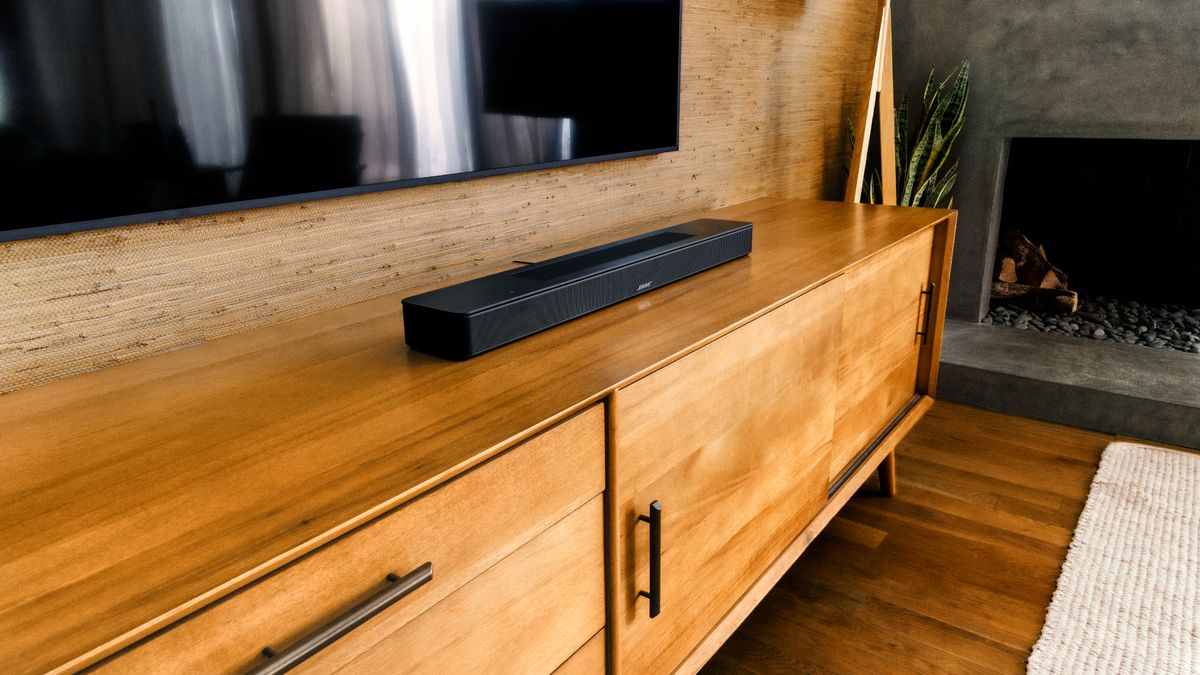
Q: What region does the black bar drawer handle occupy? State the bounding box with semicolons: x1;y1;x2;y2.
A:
916;281;937;344
248;562;433;675
637;500;662;619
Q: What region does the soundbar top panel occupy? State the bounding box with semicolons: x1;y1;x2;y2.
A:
405;219;751;316
403;218;752;359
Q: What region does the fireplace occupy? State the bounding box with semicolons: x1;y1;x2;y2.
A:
932;136;1200;449
985;137;1200;354
889;2;1200;448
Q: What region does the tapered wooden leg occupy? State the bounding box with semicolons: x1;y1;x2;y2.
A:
878;451;897;497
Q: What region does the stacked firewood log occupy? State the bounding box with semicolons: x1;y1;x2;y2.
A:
992;229;1078;313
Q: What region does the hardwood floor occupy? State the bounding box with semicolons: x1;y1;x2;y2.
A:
704;401;1116;674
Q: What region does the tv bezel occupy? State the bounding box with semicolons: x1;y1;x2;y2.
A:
1;1;683;243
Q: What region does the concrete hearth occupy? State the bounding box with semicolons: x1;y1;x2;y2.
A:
938;320;1200;449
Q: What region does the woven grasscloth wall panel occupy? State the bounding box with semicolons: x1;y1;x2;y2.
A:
0;0;881;394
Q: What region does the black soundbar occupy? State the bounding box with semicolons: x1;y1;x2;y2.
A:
402;218;753;359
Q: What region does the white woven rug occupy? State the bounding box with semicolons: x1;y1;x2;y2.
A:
1028;442;1200;674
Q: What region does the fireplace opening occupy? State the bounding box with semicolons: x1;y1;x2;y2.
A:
986;137;1200;354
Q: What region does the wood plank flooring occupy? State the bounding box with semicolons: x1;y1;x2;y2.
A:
704;401;1116;674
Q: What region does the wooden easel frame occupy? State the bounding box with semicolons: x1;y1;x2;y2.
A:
845;0;898;206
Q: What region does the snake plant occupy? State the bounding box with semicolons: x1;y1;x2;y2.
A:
859;60;969;208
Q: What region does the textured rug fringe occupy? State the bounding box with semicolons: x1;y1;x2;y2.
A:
1027;442;1200;674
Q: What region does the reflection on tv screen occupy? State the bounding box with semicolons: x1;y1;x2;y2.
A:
0;0;681;238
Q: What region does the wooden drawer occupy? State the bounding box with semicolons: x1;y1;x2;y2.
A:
612;278;844;674
554;631;606;675
830;229;933;483
99;406;604;673
312;496;605;673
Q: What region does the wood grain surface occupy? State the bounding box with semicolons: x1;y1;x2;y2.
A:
0;0;884;395
554;631;606;675
95;406;603;674
612;278;843;674
916;214;957;397
0;198;951;672
831;229;933;481
704;401;1114;674
323;497;605;674
680;395;933;673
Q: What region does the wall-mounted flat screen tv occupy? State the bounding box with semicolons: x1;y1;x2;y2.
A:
0;0;682;241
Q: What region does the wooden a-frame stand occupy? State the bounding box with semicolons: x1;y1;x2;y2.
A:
848;1;903;497
845;0;898;206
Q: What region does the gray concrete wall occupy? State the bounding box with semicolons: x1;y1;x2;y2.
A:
891;1;1200;321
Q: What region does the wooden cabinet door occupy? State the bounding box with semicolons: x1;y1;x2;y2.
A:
830;229;933;485
612;278;844;674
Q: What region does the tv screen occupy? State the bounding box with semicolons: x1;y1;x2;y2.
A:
0;0;681;241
